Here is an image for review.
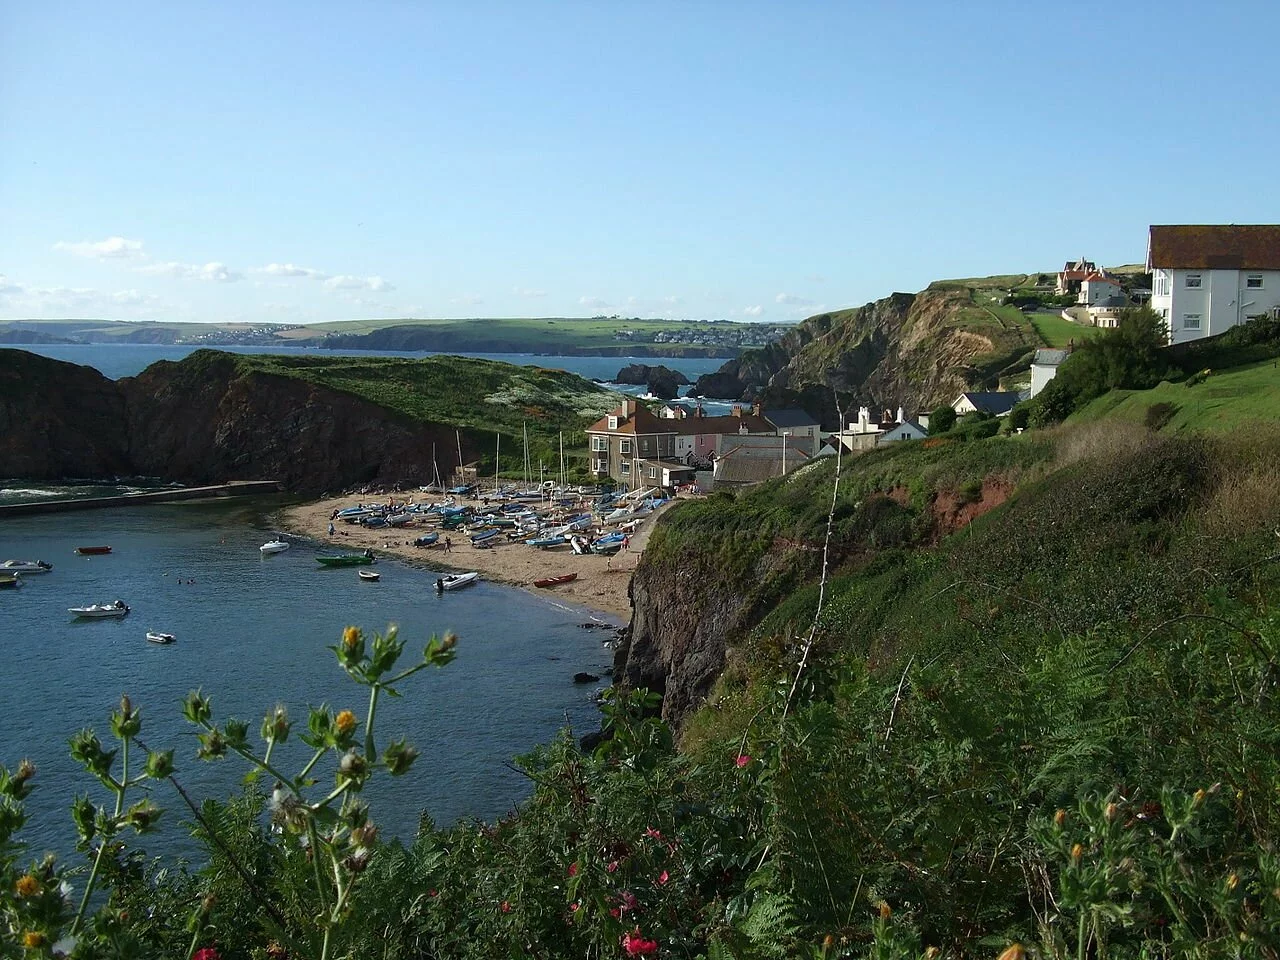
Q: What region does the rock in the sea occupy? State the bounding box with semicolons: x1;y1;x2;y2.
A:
614;363;690;388
573;672;601;684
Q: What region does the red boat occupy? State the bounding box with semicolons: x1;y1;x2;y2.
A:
75;546;113;555
533;573;578;588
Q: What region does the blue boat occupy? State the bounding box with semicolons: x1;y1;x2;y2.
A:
361;516;389;529
528;535;568;550
413;533;440;548
469;529;501;544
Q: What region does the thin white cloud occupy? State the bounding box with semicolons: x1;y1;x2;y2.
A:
514;286;548;298
579;296;611;310
743;305;764;317
52;236;146;260
137;261;241;283
256;263;327;280
775;293;815;306
0;274;163;316
324;275;393;292
450;294;484;306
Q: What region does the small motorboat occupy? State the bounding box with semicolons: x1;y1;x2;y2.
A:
75;546;112;556
260;539;290;555
146;631;176;645
534;572;578;588
69;600;130;619
0;574;21;590
413;533;440;548
436;572;479;591
358;570;381;582
361;516;389;529
469;528;501;545
528;535;569;550
316;550;376;567
386;513;414;527
1;560;52;574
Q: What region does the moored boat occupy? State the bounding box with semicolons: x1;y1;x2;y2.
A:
76;546;112;555
436;572;479;591
0;574;21;590
260;539;290;554
534;572;578;588
316;550;376;567
1;560;52;574
358;570;381;581
528;534;569;549
69;600;130;618
146;631;175;644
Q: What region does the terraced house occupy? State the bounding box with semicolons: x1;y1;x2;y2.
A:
585;399;678;486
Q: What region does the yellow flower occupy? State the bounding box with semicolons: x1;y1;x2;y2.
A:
342;626;361;650
996;945;1025;960
1071;843;1084;862
22;931;46;949
335;710;357;737
878;901;891;920
14;874;40;897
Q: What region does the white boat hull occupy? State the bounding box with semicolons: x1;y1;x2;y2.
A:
436;572;479;591
70;603;130;619
260;541;290;554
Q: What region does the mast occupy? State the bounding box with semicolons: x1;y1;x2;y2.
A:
432;442;440;490
559;432;565;489
495;432;501;488
455;430;463;486
523;421;530;487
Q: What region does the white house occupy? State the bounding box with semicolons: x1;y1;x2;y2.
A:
953;392;1021;417
1078;274;1124;306
1029;349;1070;398
875;421;928;446
1148;224;1280;345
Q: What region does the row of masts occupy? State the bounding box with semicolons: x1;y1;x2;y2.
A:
430;423;567;490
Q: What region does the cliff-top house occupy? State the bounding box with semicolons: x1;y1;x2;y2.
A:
1148;224;1280;344
584;399;677;486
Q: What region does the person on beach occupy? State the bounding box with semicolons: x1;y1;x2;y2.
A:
445;537;452;553
328;522;335;536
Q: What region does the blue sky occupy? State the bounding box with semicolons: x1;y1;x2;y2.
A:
3;1;1279;325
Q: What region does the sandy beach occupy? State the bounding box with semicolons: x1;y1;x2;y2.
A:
278;495;673;620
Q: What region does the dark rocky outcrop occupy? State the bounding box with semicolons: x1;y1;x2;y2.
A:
613;363;691;387
0;351;131;480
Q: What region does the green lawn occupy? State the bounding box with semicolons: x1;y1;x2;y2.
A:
1029;312;1102;348
1069;359;1280;433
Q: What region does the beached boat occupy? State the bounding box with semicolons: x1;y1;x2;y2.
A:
1;560;52;574
0;575;21;590
260;539;290;555
146;631;175;644
386;513;414;527
360;516;389;529
75;546;112;556
591;533;626;555
469;528;501;544
570;535;591;555
358;570;381;581
528;534;569;549
316;551;376;567
436;572;479;591
413;532;440;548
69;600;130;618
534;572;578;588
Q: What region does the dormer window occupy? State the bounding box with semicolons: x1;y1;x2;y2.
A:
608;416;618;430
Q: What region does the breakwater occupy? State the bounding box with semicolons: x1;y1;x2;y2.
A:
0;480;282;517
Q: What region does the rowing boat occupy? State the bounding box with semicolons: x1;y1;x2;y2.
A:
534;573;578;588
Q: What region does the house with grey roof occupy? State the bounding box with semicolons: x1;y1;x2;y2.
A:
875;420;928;446
953;391;1023;417
1029;348;1071;399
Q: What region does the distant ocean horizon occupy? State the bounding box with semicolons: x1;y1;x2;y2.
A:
1;342;731;393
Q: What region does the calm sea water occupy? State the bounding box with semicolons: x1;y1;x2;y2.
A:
0;500;618;858
2;342;728;387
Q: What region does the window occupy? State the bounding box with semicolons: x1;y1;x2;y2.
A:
640;438;650;452
1185;274;1202;288
1247;275;1264;289
620;461;631;476
1155;273;1170;297
620;439;632;454
591;436;608;452
593;459;608;474
1183;313;1202;330
648;466;658;479
607;416;618;430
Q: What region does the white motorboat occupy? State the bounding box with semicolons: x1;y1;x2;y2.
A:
358;570;381;581
260;539;290;555
2;559;52;574
69;600;130;619
146;631;176;645
435;572;479;592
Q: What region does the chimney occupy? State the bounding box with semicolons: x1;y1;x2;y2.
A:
751;402;762;418
624;398;636;417
857;406;870;431
896;406;905;423
732;403;742;418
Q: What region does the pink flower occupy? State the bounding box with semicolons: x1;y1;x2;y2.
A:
571;901;580;912
567;862;578;877
610;907;621;919
622;928;660;956
607;860;619;873
619;890;639;912
500;900;511;914
193;950;221;960
657;870;669;885
428;889;438;897
644;827;663;840
735;754;751;768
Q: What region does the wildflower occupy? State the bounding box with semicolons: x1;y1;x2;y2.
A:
15;874;40;897
265;943;287;960
607;860;619;873
735;754;751;768
1104;802;1118;823
1053;809;1066;828
1227;873;1240;891
879;901;892;920
568;862;578;877
22;931;46;949
571;901;580;912
621;928;659;956
619;891;638;912
441;630;458;650
996;945;1025;960
1192;788;1206;808
644;826;662;840
429;889;438;897
193;948;222;960
923;948;940;959
500;900;511;914
342;626;361;650
1071;843;1084;862
657;870;669;885
335;710;357;738
610;907;621;919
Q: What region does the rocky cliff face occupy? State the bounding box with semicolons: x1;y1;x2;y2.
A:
693;287;1037;426
0;350;489;493
0;350;132;480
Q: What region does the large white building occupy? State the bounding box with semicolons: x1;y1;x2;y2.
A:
1147;225;1280;345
